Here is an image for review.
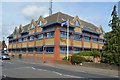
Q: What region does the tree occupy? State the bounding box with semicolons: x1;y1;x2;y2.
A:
101;5;120;65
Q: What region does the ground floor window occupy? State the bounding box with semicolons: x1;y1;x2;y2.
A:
8;49;12;52
60;47;67;53
74;48;81;54
22;48;26;53
12;49;16;52
46;47;54;53
36;47;43;52
17;49;20;52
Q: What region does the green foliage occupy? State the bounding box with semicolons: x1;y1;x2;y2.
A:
73;50;100;57
92;50;100;57
101;20;120;65
62;56;71;61
71;55;85;64
75;51;93;56
85;57;93;62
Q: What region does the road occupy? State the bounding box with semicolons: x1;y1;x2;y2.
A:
1;58;119;80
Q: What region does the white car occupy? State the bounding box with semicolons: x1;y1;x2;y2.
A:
1;53;10;60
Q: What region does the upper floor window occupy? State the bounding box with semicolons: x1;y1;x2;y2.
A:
60;32;70;38
92;38;98;42
13;40;17;43
84;36;90;42
74;34;82;40
74;20;80;26
23;37;27;42
38;21;42;26
9;41;12;44
100;40;104;44
100;29;103;34
29;36;34;41
46;32;54;38
37;34;43;39
18;38;22;42
19;28;22;33
30;24;35;29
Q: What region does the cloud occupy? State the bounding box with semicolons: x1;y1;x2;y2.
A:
1;24;17;45
21;5;48;21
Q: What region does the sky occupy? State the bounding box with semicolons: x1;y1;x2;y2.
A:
0;0;120;45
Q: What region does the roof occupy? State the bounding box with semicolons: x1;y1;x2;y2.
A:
8;12;100;37
44;12;74;24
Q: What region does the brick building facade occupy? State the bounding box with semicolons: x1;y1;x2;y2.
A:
7;12;105;60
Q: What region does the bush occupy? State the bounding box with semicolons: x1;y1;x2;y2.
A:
71;55;85;64
74;51;93;56
92;50;100;57
85;57;93;62
62;56;70;61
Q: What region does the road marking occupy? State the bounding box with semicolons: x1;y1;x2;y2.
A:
31;67;36;70
63;74;84;78
52;71;62;75
30;67;83;78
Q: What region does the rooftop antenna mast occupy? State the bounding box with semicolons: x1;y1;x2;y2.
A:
49;0;52;16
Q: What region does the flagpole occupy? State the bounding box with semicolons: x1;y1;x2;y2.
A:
67;19;69;60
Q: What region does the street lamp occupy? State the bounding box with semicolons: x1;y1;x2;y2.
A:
61;19;69;60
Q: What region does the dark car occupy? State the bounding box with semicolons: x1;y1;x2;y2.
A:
0;53;10;60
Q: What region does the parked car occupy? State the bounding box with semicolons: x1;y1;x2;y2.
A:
1;53;10;60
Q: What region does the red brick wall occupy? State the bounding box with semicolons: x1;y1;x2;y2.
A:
54;26;60;60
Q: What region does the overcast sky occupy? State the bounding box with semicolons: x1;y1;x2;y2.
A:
0;0;119;45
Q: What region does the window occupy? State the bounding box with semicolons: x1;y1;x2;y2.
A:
74;48;81;54
22;48;26;53
12;49;16;52
19;28;22;33
100;29;102;34
9;41;12;44
46;32;54;38
100;40;104;44
74;20;80;26
60;47;67;53
74;34;82;40
84;36;90;42
17;49;20;52
92;38;98;42
30;24;35;29
38;21;42;26
23;37;27;42
60;32;70;38
46;47;54;53
29;36;34;41
13;40;17;43
36;47;43;52
37;34;43;39
28;48;34;52
14;29;17;34
18;39;22;42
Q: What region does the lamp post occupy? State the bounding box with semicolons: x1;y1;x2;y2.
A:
61;19;69;60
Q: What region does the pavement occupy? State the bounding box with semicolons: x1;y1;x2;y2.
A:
1;58;119;80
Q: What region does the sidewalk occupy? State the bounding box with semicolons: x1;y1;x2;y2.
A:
12;58;119;78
